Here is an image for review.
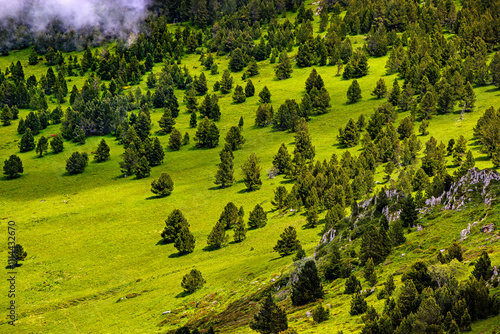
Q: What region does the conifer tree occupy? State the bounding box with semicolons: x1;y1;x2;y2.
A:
460;81;476;113
347;79;362;103
273;143;292;175
255;103;274;127
274;226;300;257
364;258;377;286
225;126;245;151
149;137;165;166
338;118;360;147
50;134;64;153
135;112;151;141
388;79;401;106
3;155;23;179
120;143;139;176
158;109;176;134
174;226;195;254
472;250;493;280
275;51;292;80
194;72;208;95
161;209;188;243
306;205;319;228
233;216;247;242
207;220;228;249
19;128;35;152
245;80;255;97
241;153;262;191
182;132;190;146
272;186;288;210
372;78;387;99
233;85;246;103
220;70;233;94
249;294;288;334
135;156;151;179
246;59;259;77
219;202;239;229
181;269;205;293
151;172;174;197
169;128;182;151
1;105;12;126
190;111;197;128
248;204;267;229
66;152;88;175
214;150;235;188
400;195;418;228
345;274;362;294
35;136;48;157
229;48;246;72
350;293;368;315
291;260;324;306
94;139;110;162
259;86;272;103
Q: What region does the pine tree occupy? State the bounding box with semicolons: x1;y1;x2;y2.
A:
364;258;377;286
275;51;292;80
219;202;239;229
274;226;300;257
255;103;274;127
347;79;362;103
190;111;197;128
19;128;35;152
350;293;368;315
151;172;174;197
35;136;48;157
233;85;246;103
233;216;247;242
169;128;182;151
50;134;64;153
273;143;292;175
225;126;245;150
372;78;387;99
294;119;315;160
3;155;23;179
272;186;288;210
182;132;190;146
1;105;12;126
400;195;418;227
174;226;196;254
181;269;205;293
215;150;235;188
207;221;228;249
220;70;233;94
135;156;151;179
94;139;110;162
472;250;493;280
306;205;319;228
120;143;139;176
135;112;151;141
158;109;176;134
249;294;288;334
229;48;246;72
194;72;208;95
245;79;255;97
248;204;267;229
291;260;324;306
241;153;262;191
161;209;189;243
388;79;401;106
383;274;395;296
460;81;476;113
149;137;165;166
344;274;362;294
66;152;89;175
259;86;272;103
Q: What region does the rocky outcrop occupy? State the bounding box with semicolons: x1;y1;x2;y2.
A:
426;168;500;210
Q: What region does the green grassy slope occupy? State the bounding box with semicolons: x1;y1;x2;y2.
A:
1;3;500;333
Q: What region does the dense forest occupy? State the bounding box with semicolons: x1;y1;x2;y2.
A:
1;0;500;333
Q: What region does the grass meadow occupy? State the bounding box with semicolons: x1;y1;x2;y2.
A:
1;2;500;332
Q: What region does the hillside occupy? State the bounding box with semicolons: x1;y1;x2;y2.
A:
1;0;500;333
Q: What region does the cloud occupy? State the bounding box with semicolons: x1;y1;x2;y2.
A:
0;0;149;34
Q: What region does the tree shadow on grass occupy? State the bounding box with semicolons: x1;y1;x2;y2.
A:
168;252;184;258
146;195;168;200
175;291;191;298
269;256;284;262
5;264;22;269
155;239;169;246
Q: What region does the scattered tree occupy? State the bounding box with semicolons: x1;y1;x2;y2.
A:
3;155;23;179
151;172;174;197
181;269;206;293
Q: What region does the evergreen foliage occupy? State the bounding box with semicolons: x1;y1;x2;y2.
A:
94;139;110;162
249;294;288;334
274;226;300;257
248;204;267;229
241;153;262;191
151;172;174;197
66;152;89;175
181;269;205;293
3;155;23;179
291;260;324;306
